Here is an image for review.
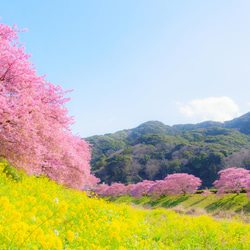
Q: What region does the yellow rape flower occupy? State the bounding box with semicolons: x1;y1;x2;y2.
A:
41;193;48;200
12;190;18;196
55;218;62;224
47;210;53;217
58;200;68;215
66;230;75;242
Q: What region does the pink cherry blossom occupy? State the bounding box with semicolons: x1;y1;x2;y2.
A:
213;167;250;195
0;21;99;190
103;183;127;198
130;180;155;197
163;173;202;195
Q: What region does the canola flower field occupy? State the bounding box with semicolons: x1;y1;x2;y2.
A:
1;164;250;249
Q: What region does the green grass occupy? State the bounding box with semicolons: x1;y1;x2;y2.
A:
108;193;250;221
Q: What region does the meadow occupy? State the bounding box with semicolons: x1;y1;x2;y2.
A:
109;192;250;221
1;163;250;249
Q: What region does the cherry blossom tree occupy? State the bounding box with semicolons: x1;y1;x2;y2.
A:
103;183;126;198
148;180;171;198
164;173;202;195
242;176;250;199
124;184;136;195
0;21;99;189
92;184;109;197
213;167;250;195
130;180;155;197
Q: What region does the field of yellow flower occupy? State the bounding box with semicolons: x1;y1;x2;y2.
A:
1;163;250;249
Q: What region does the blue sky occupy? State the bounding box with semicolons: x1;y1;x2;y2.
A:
1;1;250;137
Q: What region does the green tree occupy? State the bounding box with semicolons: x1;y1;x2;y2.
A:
106;155;132;184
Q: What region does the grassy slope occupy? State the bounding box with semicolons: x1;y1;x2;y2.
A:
109;193;250;221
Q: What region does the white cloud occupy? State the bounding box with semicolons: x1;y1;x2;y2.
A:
176;96;240;122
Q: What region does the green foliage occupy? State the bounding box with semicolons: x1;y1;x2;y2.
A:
86;114;250;188
122;146;132;155
134;133;168;146
0;160;22;182
195;190;204;194
209;189;218;194
182;131;204;142
242;158;250;169
225;112;250;135
129;121;176;139
99;154;132;184
173;121;223;131
87;135;126;160
111;193;250;216
166;160;181;174
139;154;151;165
91;154;107;171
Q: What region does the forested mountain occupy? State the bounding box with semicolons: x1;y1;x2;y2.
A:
86;112;250;188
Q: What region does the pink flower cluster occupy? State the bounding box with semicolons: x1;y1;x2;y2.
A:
93;168;250;198
0;21;99;190
213;167;250;195
93;173;202;198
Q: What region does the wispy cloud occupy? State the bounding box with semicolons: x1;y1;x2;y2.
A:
176;96;240;122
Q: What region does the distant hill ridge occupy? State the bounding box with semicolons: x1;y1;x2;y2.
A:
100;112;250;138
173;112;250;134
86;112;250;188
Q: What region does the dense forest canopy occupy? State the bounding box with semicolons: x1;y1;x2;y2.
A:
86;113;250;188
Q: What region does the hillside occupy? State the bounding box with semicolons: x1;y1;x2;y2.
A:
111;193;250;222
86;112;250;188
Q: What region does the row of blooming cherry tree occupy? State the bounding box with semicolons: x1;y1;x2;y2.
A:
0;21;99;189
93;168;250;198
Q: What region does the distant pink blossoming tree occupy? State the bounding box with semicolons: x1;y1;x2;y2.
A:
92;184;109;197
130;180;155;197
164;173;202;195
104;183;126;198
213;167;250;195
0;20;99;189
242;176;250;199
124;184;136;195
148;180;171;198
